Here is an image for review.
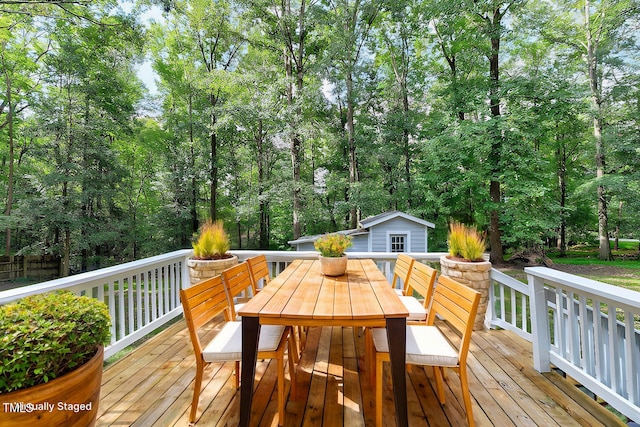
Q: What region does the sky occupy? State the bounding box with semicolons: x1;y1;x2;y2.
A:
118;1;165;95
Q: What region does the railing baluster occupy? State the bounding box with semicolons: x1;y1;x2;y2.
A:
108;280;116;345
555;287;566;357
521;293;527;333
608;303;620;393
567;291;580;365
136;273;143;330
143;272;150;326
578;295;592;375
624;311;637;404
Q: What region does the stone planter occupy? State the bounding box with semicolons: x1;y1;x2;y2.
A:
187;255;238;287
440;255;492;330
319;255;348;276
0;346;103;427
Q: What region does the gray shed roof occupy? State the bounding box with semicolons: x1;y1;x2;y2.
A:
359;210;435;229
287;211;434;246
287;228;369;245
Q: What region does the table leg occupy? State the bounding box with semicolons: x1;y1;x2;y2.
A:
386;317;408;427
239;316;260;427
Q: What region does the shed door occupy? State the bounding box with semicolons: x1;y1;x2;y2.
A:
389;234;407;252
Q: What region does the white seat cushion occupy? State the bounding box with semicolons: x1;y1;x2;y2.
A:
394;289;404;296
399;296;427;321
203;322;286;362
234;303;245;317
371;325;459;367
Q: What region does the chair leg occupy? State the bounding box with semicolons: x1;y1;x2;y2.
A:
366;328;375;385
189;362;205;423
433;366;446;405
299;326;307;351
459;366;475;427
287;334;297;400
278;355;285;426
234;361;240;390
375;356;384;427
288;329;299;365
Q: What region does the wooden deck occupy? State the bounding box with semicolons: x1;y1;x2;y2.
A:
97;315;625;427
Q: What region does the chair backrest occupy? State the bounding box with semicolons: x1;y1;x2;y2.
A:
221;262;256;319
405;261;438;308
246;255;271;290
426;275;480;364
391;253;415;292
180;275;231;358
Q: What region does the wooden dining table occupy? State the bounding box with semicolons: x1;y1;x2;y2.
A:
237;258;409;426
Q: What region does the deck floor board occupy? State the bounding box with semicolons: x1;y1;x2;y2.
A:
98;317;625;427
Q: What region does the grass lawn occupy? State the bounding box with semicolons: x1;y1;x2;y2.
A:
545;243;640;292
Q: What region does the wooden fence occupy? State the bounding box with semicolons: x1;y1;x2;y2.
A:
0;255;61;281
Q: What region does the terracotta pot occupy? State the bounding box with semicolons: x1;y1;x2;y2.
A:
0;346;103;427
440;255;492;330
319;255;348;276
187;255;238;287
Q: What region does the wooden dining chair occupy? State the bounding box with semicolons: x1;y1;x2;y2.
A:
371;275;481;427
391;253;415;296
366;260;438;382
247;254;305;359
180;275;296;425
246;254;270;291
221;262;259;320
400;260;438;322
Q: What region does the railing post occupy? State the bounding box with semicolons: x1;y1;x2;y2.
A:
528;272;551;372
485;276;495;330
180;251;192;291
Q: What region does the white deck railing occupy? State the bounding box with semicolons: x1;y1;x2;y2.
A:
0;249;192;359
527;266;640;423
488;265;640;423
486;268;533;340
2;250;638;422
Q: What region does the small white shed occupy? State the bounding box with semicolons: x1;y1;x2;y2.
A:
288;211;435;253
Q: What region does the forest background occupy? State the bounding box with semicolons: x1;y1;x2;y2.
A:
1;0;639;276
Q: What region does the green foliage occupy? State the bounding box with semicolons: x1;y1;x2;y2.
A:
2;0;640;269
192;220;232;259
447;221;487;262
314;233;353;257
0;291;111;393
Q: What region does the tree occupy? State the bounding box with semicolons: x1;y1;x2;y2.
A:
469;0;524;263
323;0;382;229
154;0;244;223
24;6;144;273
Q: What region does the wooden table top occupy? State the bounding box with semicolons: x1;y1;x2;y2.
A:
238;259;409;327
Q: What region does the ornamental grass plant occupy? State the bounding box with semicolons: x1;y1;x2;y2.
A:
0;291;111;393
447;221;487;262
314;233;353;257
192;219;232;260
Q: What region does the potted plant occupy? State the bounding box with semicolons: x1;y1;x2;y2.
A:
440;221;491;330
0;291;111;426
314;233;353;276
187;219;238;286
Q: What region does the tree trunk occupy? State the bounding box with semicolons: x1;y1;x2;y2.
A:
614;201;622;251
189;91;198;233
4;73;13;256
488;9;504;264
210;109;218;222
585;0;611;261
257;119;269;249
346;68;359;229
558;144;567;257
283;0;305;241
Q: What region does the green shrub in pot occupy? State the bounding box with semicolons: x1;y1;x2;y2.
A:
0;290;111;393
